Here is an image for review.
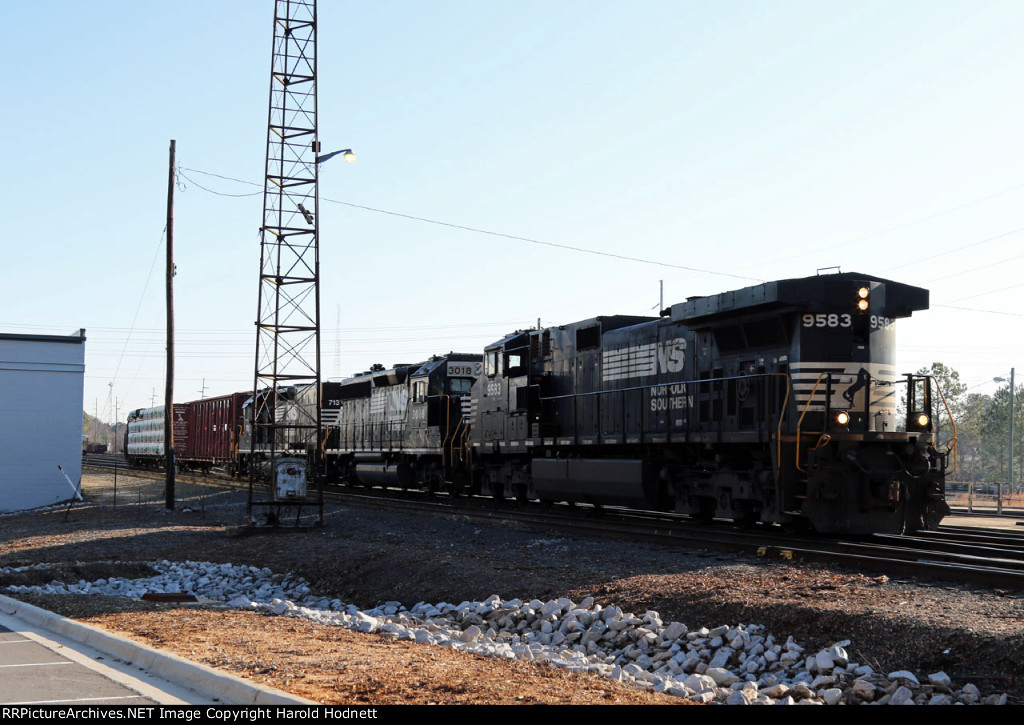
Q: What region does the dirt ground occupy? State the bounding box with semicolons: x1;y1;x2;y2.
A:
2;471;1023;705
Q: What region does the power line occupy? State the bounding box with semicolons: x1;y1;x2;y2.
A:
0;320;532;335
754;182;1024;269
179;166;763;284
926;250;1024;283
889;227;1024;273
942;281;1024;304
322;197;764;282
177;167;261;198
932;304;1024;318
103;225;167;421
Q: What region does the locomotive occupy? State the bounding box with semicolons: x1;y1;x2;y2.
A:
468;271;950;534
124;271;952;534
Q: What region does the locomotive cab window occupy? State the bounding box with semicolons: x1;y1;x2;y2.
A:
485;350;502;377
449;377;472;395
505;352;525;376
576;326;600;350
713;325;745;353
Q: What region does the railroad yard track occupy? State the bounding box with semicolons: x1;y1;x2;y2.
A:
82;454;1024;590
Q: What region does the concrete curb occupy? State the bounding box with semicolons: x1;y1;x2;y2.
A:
0;594;316;705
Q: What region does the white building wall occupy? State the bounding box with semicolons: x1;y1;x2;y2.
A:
0;330;86;512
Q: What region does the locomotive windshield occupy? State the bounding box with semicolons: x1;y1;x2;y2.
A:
449;378;473;395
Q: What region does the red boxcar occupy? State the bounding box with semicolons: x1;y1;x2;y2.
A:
181;392;248;472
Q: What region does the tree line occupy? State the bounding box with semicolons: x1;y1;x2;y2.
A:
82;411;122;453
912;363;1022;484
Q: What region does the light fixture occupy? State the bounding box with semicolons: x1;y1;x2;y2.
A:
834;411;850;427
856;286;870;311
916;413;929;428
316;148;356;164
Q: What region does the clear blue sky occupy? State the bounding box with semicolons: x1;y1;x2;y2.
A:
4;1;1022;422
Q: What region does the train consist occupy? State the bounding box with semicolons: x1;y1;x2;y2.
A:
125;271;953;534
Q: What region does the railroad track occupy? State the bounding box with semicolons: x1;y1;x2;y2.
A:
83;455;1024;589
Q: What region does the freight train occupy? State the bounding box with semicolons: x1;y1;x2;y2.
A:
125;271;954;534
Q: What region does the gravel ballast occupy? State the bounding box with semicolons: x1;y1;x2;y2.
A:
1;558;1009;705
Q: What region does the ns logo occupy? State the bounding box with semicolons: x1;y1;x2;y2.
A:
603;337;687;382
656;338;687;374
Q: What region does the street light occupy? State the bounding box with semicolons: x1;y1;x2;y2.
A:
316;148;356;164
993;368;1015;515
295;148;356;225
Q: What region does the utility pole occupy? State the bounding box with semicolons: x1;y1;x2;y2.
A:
165;139;176;511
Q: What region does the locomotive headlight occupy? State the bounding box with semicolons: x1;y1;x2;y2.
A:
857;287;870;299
916;413;930;428
856;286;870;311
857;299;869;311
834;411;850;427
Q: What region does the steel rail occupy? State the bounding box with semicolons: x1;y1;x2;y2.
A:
81;459;1024;588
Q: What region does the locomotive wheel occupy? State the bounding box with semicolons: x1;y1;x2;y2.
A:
445;475;465;497
781;518;811;535
692;497;715;524
734;502;761;529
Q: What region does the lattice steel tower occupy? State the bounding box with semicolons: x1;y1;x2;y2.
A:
249;0;323;525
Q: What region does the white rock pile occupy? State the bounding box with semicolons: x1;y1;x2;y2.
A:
2;560;1007;705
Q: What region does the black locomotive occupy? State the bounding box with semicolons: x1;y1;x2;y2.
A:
466;271;950;534
126;271;951;534
320;353;483;493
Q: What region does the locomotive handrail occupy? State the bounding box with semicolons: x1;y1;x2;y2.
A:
928;375;959;474
448;415;465;467
769;372;791;483
458;423;472;466
535;372;788;451
795;372;828;473
439;394;454;468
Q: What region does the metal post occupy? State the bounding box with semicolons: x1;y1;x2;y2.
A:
1005;368;1015;515
165;139;176;511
